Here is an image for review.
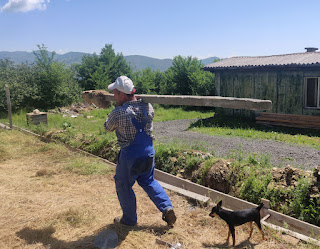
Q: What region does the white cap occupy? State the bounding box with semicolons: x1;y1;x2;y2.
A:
108;76;136;94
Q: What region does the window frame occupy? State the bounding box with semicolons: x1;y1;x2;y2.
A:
304;77;320;109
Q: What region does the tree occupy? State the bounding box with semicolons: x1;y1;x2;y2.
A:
76;44;132;90
1;45;81;114
33;44;81;109
131;68;164;94
160;55;215;96
0;59;38;113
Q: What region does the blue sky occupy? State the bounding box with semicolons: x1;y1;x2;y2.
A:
1;0;320;59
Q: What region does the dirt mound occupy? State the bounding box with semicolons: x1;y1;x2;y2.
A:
192;159;233;193
191;160;320;200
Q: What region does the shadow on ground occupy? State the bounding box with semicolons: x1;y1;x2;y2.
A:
202;238;258;248
17;223;171;248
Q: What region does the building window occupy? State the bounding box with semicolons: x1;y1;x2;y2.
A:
305;77;320;108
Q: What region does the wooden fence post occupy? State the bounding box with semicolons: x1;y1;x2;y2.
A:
5;84;12;129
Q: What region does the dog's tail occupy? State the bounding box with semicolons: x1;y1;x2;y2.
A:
257;203;264;211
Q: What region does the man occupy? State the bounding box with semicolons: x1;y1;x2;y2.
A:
104;76;176;227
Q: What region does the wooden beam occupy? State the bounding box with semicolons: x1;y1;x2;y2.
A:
154;169;320;239
256;113;320;129
82;90;272;111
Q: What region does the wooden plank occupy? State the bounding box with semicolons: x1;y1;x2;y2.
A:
158;181;210;203
256;121;320;129
258;113;320;122
256;113;320;129
262;220;320;247
154;169;320;239
0;123;11;130
256;118;320;126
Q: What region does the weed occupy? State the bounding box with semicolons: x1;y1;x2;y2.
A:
57;208;94;227
30;123;48;136
227;144;246;163
62;121;73;130
185;156;203;172
239;172;272;204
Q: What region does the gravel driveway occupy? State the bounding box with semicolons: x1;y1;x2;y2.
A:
153;119;320;171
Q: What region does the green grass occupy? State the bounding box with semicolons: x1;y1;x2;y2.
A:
189;114;320;150
153;105;215;122
63;156;113;175
1;106;319;150
0;105;214;131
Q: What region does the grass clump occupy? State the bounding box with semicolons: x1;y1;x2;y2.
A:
63;156;113;175
57;208;95;227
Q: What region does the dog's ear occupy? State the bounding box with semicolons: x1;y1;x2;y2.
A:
218;200;222;207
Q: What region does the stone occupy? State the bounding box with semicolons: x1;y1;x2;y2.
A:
93;229;118;249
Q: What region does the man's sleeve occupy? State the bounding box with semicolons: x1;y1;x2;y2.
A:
104;111;118;132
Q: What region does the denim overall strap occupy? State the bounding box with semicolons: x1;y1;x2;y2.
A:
114;101;173;226
128;102;153;149
130;102;148;130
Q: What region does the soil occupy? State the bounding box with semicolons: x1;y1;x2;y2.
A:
153;119;320;171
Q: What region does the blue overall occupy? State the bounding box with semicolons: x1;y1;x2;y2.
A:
114;102;173;226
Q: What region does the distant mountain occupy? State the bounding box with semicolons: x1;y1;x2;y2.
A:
0;51;90;65
0;51;218;72
125;55;173;72
199;57;219;65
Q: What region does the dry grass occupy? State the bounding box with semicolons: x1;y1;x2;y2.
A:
0;129;317;249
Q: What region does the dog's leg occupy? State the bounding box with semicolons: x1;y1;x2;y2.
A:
229;225;236;246
226;228;230;244
254;220;264;240
248;221;253;239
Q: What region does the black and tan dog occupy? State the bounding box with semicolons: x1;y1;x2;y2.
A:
209;200;264;246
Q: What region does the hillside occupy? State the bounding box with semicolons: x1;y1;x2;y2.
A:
0;51;218;72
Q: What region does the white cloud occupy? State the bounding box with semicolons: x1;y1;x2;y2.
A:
1;0;50;13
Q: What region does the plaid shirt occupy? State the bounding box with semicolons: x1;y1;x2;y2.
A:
104;99;154;148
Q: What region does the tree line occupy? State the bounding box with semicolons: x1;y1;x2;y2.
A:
0;44;215;113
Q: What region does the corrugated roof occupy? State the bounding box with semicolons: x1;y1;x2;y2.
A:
203;51;320;70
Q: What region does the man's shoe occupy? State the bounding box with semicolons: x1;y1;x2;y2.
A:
113;217;135;226
162;208;176;226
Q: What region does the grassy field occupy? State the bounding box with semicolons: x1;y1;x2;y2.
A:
0;129;317;249
1;105;319;227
